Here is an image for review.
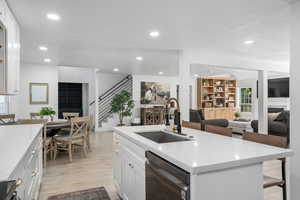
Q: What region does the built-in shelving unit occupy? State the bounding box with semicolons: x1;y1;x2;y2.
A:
197;77;237;120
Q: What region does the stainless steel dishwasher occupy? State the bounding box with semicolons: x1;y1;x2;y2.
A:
145;151;190;200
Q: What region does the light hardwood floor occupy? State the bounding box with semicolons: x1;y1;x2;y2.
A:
39;131;284;200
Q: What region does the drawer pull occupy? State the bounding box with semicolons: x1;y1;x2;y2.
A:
32;169;38;177
16;178;23;186
32;150;36;155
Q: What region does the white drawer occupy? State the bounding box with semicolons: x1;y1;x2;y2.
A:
118;134;145;160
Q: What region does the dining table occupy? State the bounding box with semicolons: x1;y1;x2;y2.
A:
46;119;71;137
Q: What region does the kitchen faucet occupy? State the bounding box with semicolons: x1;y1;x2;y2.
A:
165;97;182;134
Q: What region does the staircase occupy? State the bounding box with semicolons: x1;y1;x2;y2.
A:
97;75;133;127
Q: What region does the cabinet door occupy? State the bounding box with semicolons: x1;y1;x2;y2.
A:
121;147;135;200
121;146;146;200
215;108;226;119
134;161;145;200
113;144;122;193
5;11;16;94
204;108;215;120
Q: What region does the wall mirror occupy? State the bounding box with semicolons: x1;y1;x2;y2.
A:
30;83;49;104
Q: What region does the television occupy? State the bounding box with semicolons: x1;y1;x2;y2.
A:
268;78;289;98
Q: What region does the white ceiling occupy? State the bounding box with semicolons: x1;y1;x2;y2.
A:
7;0;290;75
190;64;289;80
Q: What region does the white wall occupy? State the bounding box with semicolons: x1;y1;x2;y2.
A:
132;74;179;118
58;66;96;104
237;78;259;120
96;72;125;96
11;64;58;119
290;1;300;199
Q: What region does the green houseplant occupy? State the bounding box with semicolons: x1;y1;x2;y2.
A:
40;107;56;121
111;90;134;126
234;111;241;120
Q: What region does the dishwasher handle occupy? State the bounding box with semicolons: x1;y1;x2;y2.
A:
146;160;189;192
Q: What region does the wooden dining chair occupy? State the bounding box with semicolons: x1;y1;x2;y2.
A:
30;112;41;119
17;119;53;167
0;114;16;125
205;124;232;137
243;132;288;200
63;112;79;120
182;120;202;130
53;116;89;162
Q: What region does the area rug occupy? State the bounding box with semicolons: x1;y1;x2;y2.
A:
47;187;111;200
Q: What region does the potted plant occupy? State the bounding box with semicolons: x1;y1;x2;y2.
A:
234;111;241;121
40;107;56;121
111;90;135;126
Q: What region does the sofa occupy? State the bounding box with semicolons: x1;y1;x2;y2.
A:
251;109;290;140
189;109;229;128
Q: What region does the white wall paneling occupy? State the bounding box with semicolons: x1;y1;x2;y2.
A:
11;64;58;119
290;2;300;199
258;70;268;134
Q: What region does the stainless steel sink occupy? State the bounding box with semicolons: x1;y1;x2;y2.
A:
135;131;190;143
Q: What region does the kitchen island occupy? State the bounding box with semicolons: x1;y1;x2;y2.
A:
0;124;43;200
113;125;293;200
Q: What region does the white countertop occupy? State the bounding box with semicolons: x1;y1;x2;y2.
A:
114;125;293;175
0;124;43;181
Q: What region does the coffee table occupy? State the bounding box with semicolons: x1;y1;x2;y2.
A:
228;120;253;134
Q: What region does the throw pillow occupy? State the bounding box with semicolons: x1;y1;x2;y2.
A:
268;112;280;121
275;111;290;122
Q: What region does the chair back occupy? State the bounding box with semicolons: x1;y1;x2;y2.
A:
0;114;15;124
30;112;41;119
243;132;288;148
63;112;79;120
205;124;232;137
182;121;202;130
70;116;89;138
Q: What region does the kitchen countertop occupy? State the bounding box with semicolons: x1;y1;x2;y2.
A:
114;125;293;175
0;124;43;181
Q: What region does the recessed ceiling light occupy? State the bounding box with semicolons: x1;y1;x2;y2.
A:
47;13;60;21
194;74;199;77
39;46;48;51
113;68;119;72
136;56;143;61
44;58;51;63
149;31;160;38
244;40;255;45
158;71;164;75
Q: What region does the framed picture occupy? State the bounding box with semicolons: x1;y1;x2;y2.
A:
30;83;49;104
141;82;170;104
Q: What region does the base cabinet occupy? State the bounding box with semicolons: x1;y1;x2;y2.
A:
202;108;235;120
113;133;145;200
9;130;43;200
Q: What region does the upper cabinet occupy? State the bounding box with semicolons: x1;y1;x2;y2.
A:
0;0;20;95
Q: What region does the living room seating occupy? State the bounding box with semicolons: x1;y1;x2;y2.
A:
251;109;289;142
189;109;229;128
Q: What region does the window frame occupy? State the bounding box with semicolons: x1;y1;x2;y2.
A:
0;96;9;114
240;88;252;113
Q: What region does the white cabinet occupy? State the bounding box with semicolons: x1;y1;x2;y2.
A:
0;0;20;95
113;134;122;193
113;133;145;200
9;130;43;200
